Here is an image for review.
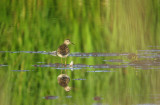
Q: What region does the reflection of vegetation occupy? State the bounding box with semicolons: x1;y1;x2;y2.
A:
0;0;160;105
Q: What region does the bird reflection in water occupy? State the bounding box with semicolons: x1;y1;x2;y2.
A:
56;39;74;92
57;74;71;92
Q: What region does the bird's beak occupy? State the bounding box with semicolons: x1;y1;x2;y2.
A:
71;42;75;45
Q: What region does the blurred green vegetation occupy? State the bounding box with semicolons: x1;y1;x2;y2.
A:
0;0;159;52
0;0;160;105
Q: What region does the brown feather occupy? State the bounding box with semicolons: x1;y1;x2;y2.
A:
57;74;70;87
57;44;70;56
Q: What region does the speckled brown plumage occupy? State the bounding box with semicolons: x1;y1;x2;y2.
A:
57;44;70;58
57;74;70;87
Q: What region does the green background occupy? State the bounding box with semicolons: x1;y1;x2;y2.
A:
0;0;160;105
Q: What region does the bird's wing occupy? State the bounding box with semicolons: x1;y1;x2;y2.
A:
57;44;70;55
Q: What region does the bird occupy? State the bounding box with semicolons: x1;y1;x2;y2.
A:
57;39;74;73
57;74;71;92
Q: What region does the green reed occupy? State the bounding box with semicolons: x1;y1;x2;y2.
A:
0;0;160;105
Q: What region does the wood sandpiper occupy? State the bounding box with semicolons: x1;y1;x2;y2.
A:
57;39;74;73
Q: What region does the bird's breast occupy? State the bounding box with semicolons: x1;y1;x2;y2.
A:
57;44;70;57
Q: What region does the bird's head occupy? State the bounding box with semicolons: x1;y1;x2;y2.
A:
64;86;71;92
64;39;74;45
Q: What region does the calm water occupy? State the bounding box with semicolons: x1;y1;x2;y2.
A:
0;47;160;105
0;0;159;104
